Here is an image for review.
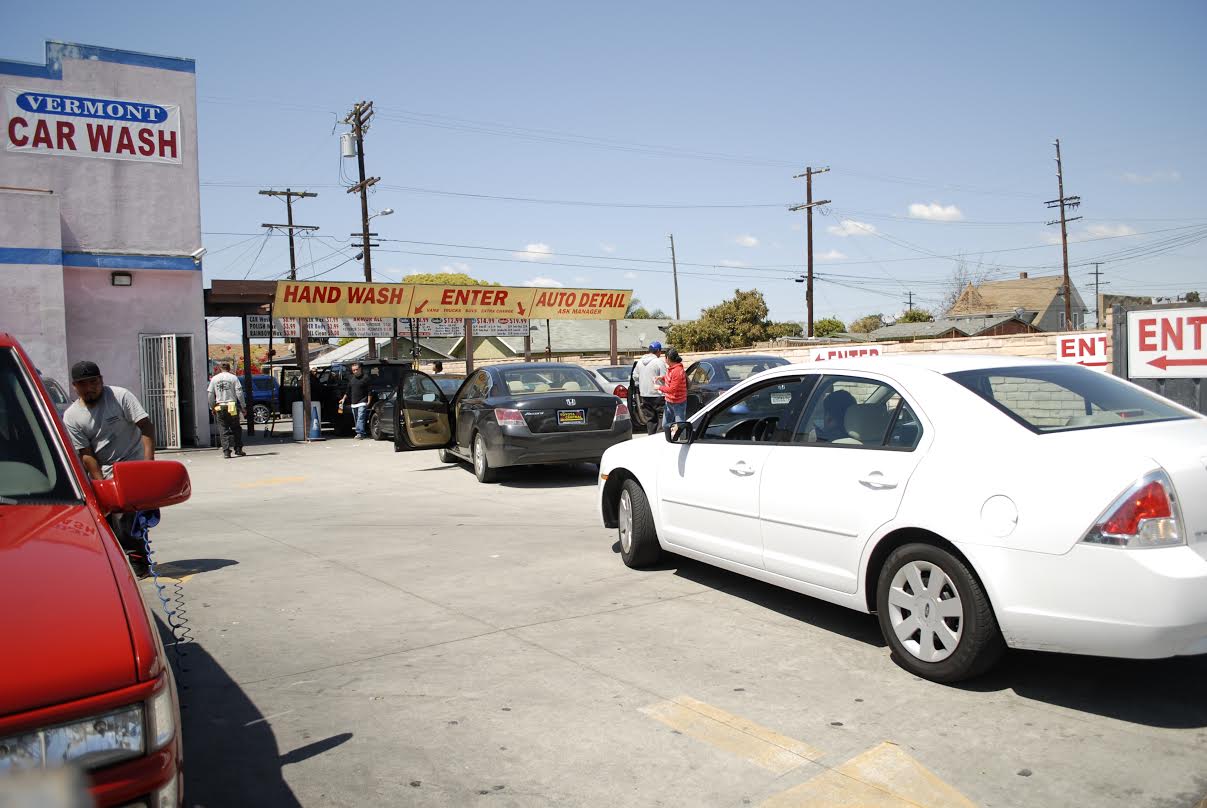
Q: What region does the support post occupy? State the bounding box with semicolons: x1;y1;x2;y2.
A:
464;318;475;374
524;334;532;362
609;319;619;365
240;314;254;436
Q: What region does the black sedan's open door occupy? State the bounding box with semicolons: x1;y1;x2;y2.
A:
393;369;456;452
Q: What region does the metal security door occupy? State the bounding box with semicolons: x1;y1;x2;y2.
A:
139;334;182;449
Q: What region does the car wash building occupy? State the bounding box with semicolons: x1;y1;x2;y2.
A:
0;40;207;447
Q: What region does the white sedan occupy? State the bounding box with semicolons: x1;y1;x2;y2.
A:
597;354;1207;682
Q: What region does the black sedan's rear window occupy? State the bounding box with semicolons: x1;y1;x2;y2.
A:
499;367;602;396
947;364;1191;433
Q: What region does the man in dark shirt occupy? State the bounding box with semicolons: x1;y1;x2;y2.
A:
340;363;374;439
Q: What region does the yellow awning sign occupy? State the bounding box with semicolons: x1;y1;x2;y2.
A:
273;281;632;320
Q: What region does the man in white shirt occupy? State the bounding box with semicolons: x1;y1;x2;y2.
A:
635;341;668;436
208;363;246;458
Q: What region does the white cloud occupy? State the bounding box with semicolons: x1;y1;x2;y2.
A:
719;259;749;268
525;276;563;287
790;222;803;231
622;271;639;280
817;249;847;260
515;242;552;261
908;202;964;221
1084;223;1137;239
573;275;589;284
1122;170;1181;184
735;234;759;248
435;261;472;274
827;219;877;237
600;243;616;254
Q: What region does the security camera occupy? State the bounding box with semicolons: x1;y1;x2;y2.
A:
190;247;206;260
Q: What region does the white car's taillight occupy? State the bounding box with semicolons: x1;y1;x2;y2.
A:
494;408;527;427
615;401;630;421
1082;470;1185;549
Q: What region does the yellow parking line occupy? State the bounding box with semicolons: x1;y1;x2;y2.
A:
761;742;976;808
238;476;307;489
639;695;823;775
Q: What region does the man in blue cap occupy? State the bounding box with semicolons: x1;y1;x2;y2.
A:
635;341;668;436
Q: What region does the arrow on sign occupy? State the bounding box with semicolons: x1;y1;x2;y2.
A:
1079;360;1110;367
414;300;428;314
1149;355;1207;370
516;300;527;316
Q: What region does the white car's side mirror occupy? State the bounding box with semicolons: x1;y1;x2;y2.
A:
666;421;693;444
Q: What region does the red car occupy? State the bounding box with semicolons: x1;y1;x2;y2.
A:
0;333;191;807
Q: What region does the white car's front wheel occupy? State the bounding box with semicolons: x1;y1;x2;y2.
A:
876;543;1004;683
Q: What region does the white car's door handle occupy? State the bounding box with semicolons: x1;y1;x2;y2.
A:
859;472;898;489
729;461;756;477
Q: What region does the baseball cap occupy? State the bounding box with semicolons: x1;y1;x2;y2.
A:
649;341;662;351
71;360;101;382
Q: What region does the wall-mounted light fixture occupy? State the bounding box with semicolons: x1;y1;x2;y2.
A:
111;272;132;287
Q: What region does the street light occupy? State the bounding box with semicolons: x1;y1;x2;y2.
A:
369;208;394;220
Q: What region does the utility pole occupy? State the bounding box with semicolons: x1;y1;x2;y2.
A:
904;291;914;312
1089;262;1108;328
790;166;831;337
260;189;319;440
344;101;380;357
668;234;681;320
1046;139;1081;330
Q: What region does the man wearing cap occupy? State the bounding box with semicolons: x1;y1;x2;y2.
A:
635;341;668;436
63;361;156;575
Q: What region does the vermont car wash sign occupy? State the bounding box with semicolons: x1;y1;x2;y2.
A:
273;281;632;321
5;89;181;164
1127;306;1207;378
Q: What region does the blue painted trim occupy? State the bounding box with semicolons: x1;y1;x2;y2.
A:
0;247;200;271
0;247;61;265
63;252;199;271
0;41;195;79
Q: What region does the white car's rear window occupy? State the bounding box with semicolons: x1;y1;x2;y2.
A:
947;364;1191;433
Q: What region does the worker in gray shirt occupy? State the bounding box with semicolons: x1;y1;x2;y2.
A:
207;362;246;458
63;360;156;575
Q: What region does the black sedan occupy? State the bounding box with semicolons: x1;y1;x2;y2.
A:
392;363;632;482
683;354;790;415
370;374;464;441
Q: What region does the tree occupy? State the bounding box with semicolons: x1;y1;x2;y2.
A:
849;313;886;334
898;308;935;323
664;289;803;350
405;272;496;286
941;257;996;314
813;316;846;337
1185;291;1201;303
625;297;668;319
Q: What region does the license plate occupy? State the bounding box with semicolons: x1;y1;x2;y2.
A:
558;409;587;425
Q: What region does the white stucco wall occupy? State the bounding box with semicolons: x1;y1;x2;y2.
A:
0;189;68;384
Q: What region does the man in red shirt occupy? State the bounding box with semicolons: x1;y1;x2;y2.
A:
657;347;688;429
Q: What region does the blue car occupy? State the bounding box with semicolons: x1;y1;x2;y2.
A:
248;374;279;424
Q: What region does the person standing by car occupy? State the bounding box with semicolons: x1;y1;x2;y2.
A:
62;360;156;575
208;362;246;458
340;362;374;440
636;341;668;436
658;348;688;428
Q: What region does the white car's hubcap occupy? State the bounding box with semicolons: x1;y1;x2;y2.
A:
888;560;963;663
619;491;633;553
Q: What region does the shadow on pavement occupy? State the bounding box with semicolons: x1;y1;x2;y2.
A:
499;463;600;489
155;618;352;806
958;648;1207;729
152;558;238;578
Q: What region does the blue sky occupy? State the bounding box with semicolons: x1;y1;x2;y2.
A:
6;1;1205;342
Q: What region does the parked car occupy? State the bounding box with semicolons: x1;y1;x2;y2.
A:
280;360;408;435
370;374;464;441
598;354;1207;682
682;354;790;415
392;363;631;482
247;373;279;424
0;333;191;806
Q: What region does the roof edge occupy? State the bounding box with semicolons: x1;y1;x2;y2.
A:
0;40;195;79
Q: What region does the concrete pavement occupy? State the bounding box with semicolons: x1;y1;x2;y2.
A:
148;434;1207;807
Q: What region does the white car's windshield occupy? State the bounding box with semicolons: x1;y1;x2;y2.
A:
947;364;1191;433
0;348;78;502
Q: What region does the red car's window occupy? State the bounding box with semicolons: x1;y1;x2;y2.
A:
0;348;78;502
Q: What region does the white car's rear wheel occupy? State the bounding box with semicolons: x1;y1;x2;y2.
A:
876;543;1004;683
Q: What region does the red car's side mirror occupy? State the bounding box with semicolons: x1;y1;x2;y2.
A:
93;461;192;514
